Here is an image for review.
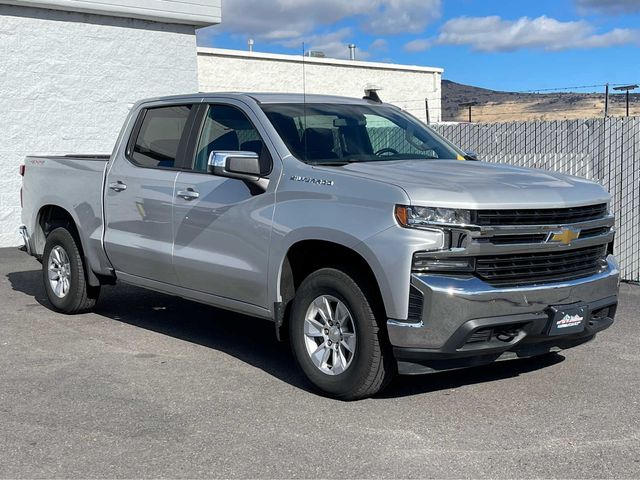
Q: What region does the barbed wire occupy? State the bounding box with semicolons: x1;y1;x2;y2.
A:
515;82;638;93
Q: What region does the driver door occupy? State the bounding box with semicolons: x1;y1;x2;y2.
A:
171;101;277;309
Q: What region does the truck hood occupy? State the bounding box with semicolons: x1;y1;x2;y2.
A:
338;160;610;209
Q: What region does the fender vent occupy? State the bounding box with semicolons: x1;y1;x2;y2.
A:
408;286;424;323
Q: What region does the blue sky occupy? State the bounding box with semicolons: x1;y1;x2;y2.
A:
196;0;640;92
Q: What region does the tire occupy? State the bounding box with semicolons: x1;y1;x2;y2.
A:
289;268;395;400
42;227;100;314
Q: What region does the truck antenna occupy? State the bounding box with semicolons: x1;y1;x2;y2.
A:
302;42;308;162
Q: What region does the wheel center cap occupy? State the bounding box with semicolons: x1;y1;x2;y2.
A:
328;326;341;343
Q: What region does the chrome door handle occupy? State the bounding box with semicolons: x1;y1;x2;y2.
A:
108;181;127;192
177;188;199;201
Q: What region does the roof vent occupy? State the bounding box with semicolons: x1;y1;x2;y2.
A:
348;44;356;60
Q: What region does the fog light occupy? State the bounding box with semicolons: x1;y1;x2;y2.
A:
412;253;475;272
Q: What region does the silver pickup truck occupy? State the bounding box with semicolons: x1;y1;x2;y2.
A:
19;93;619;399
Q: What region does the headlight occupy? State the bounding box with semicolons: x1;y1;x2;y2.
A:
395;205;472;228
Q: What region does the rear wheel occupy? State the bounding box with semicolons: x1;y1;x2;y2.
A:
289;268;395;400
42;227;100;314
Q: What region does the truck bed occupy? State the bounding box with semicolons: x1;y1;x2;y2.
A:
21;154;112;274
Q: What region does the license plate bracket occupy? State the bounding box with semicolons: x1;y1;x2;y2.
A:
547;305;588;336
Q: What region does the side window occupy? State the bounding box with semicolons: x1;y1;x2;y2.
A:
194;104;272;175
130;105;192;169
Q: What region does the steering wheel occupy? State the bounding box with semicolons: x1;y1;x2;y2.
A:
374;147;399;156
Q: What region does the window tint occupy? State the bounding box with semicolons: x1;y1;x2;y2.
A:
194;105;271;174
130;105;192;169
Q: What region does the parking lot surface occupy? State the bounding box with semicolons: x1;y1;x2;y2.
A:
1;247;639;478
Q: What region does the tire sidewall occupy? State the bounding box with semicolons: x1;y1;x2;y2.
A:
290;269;380;396
42;229;83;312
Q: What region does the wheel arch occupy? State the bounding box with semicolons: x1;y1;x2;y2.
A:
275;238;389;341
35;204;101;287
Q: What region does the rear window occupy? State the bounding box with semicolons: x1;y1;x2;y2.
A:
130;105;192;168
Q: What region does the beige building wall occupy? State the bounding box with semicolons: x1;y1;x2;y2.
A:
197;48;443;124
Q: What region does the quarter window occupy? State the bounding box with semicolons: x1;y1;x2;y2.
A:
130;105;192;169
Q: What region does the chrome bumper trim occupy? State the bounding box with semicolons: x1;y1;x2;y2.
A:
388;255;620;350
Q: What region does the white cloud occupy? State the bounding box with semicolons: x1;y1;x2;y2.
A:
369;38;389;52
576;0;640;14
404;38;432;52
363;0;441;35
199;0;440;58
404;15;640;53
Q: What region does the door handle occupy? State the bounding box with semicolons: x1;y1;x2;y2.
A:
108;181;127;192
177;188;200;201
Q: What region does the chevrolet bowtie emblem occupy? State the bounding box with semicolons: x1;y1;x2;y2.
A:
548;227;581;245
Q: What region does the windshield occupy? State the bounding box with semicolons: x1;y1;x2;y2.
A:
261;103;463;164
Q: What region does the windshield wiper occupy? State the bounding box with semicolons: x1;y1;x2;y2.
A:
308;160;359;166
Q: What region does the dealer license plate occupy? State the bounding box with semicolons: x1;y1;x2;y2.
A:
547;305;588;336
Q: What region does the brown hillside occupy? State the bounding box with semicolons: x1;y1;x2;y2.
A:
442;80;640;122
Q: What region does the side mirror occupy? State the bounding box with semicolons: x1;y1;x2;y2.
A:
464;151;479;161
208;151;261;181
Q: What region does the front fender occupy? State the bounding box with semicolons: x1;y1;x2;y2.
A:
268;158;415;318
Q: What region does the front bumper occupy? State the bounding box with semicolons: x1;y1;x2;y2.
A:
388;255;619;374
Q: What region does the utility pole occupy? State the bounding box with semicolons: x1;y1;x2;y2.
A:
425;98;431;124
604;83;609;117
459;101;477;123
613;84;638;117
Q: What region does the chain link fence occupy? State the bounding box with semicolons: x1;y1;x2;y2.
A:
432;118;640;282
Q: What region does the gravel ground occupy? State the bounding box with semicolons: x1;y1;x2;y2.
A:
0;247;639;479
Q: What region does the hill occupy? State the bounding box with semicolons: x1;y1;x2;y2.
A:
441;80;640;122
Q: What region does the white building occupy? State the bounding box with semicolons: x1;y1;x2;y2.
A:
198;48;442;125
0;1;444;247
0;0;220;246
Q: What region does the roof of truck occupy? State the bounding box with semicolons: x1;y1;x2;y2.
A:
137;92;381;106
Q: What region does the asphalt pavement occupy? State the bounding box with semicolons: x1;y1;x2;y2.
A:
1;247;639;478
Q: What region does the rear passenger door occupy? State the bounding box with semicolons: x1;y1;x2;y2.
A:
172;101;277;309
104;103;197;284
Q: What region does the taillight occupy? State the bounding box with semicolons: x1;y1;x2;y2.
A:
19;165;25;207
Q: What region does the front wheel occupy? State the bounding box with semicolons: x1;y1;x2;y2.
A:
42;227;100;314
289;268;395;400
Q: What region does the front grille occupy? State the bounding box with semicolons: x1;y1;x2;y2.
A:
476;244;607;286
480;233;548;245
481;227;612;246
580;226;612;239
475;204;607;226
